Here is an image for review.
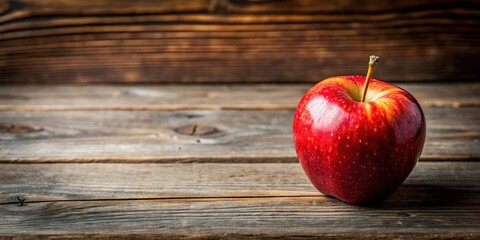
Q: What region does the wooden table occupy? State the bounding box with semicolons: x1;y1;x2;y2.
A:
0;83;479;239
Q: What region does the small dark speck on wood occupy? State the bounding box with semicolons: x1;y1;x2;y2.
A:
17;196;27;207
191;125;198;136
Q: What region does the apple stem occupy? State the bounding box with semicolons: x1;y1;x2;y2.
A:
360;55;380;102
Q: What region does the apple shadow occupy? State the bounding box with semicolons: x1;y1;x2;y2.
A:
378;183;477;209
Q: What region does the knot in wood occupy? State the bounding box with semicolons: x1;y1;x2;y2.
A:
0;124;43;134
174;124;218;136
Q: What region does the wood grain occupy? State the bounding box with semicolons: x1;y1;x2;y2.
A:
0;83;479;110
0;0;479;83
0;162;478;203
2;0;478;17
0;108;478;162
0;162;316;204
1;197;478;238
0;162;478;238
16;234;480;240
1;233;479;240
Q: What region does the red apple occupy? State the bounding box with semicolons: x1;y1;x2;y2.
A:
293;56;426;205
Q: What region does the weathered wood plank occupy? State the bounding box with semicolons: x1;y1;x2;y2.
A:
1;197;478;238
0;163;315;204
0;162;478;238
0;108;478;162
0;0;478;83
0;162;478;203
2;0;477;19
0;83;479;110
1;233;479;240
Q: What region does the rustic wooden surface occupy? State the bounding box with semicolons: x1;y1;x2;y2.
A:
1;0;479;84
0;163;479;238
0;162;477;203
0;83;479;239
0;108;479;162
0;83;479;110
1;83;479;162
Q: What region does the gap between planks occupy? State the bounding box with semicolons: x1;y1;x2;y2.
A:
0;155;478;164
0;195;325;206
1;103;479;111
0;105;299;111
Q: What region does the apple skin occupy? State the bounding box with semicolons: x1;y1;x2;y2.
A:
293;76;426;205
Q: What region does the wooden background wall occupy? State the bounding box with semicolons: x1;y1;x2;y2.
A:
0;0;479;84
